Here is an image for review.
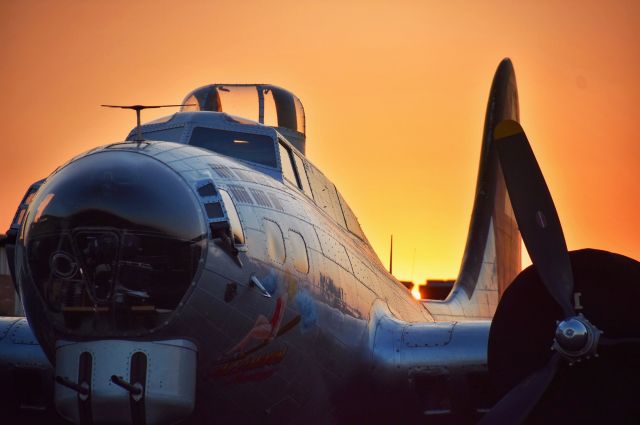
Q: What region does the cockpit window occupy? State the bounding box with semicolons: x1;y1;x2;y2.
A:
189;127;277;168
306;163;347;228
127;125;185;142
293;153;313;197
337;191;367;241
278;142;298;186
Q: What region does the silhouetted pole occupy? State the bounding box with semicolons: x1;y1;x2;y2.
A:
389;235;393;274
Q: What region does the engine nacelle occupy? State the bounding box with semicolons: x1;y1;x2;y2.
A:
487;249;640;424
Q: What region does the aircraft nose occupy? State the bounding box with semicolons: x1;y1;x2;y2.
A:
26;150;207;240
20;149;207;336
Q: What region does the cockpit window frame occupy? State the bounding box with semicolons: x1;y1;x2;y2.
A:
278;138;301;189
189;126;279;169
292;152;313;199
277;136;316;201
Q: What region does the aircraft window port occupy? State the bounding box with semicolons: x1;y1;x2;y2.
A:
197;182;217;197
190;127;277;168
288;230;309;274
261;87;279;127
337;191;366;240
181;94;200;112
264;219;286;264
11;181;44;229
15;208;27;227
13;192;37;228
306;162;347;228
204;202;225;219
23;190;38;205
180;84;306;134
278;141;300;188
134;125;184;143
293;153;313;197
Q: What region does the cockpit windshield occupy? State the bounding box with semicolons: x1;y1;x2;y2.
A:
189;127;277;168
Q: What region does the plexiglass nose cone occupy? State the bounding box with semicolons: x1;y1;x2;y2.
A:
20;150;207;336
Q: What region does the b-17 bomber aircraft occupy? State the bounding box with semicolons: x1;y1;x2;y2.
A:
1;59;639;425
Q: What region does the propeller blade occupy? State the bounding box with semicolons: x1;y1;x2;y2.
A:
494;120;575;318
478;353;561;425
599;336;640;347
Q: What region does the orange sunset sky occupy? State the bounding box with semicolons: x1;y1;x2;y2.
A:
1;1;638;283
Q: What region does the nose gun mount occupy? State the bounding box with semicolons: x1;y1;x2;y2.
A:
55;340;197;425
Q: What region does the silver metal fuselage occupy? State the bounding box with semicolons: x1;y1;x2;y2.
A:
130;136;432;422
3;63;527;424
11;112;494;424
142;138;485;423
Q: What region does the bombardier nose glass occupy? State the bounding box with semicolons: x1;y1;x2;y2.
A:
75;231;120;303
21;151;207;336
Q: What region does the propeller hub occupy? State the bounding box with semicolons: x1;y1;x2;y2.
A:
552;315;602;363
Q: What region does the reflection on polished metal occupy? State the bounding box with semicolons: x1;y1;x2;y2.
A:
552;315;602;363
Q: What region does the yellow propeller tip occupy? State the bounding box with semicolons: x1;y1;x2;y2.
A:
494;120;524;140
